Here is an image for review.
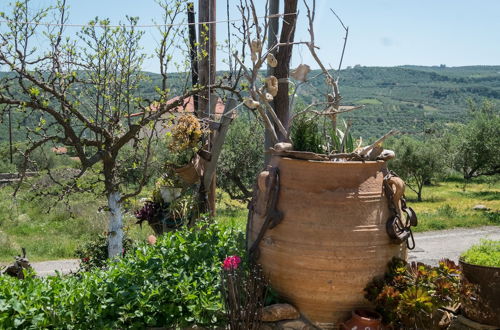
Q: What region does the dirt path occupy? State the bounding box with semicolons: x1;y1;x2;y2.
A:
18;226;500;276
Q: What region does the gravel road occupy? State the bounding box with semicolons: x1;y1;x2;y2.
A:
9;225;499;276
409;225;500;265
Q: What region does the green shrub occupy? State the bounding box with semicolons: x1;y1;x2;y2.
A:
217;114;264;201
460;239;500;267
74;233;134;272
0;222;245;329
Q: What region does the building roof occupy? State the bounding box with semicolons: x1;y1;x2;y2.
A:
51;147;68;154
129;96;225;118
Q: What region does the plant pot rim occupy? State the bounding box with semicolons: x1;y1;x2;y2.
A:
459;258;500;271
352;309;382;321
280;156;386;164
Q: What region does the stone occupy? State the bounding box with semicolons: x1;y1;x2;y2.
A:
278;319;314;330
261;304;300;322
259;324;276;330
274;142;293;152
473;204;490;211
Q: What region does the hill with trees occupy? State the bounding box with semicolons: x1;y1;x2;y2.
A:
300;65;500;138
2;65;500;143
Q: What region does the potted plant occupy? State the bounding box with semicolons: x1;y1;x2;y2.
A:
364;257;461;329
167;114;206;185
459;240;500;327
135;176;195;235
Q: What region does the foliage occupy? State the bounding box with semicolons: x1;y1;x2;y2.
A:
134;191;195;235
388;135;446;201
460;239;500;267
290;115;325;154
166;114;207;166
447;100;500;180
365;258;461;328
74;233;134;272
0;0;200;258
331;120;356;153
221;257;266;330
169;114;204;153
217;114;264;201
0;222;245;329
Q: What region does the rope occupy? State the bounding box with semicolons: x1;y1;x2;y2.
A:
0;12;297;29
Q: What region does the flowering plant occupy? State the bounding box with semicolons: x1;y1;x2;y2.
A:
223;255;242;270
220;256;266;330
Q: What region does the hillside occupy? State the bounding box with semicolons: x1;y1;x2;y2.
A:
298;65;500;138
1;65;499;142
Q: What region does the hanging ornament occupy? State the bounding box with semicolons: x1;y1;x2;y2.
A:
244;97;260;109
266;53;278;67
250;39;262;62
291;64;311;82
266;76;278;97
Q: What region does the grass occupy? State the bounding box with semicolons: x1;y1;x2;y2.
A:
404;180;499;232
0;175;498;262
0;184;154;263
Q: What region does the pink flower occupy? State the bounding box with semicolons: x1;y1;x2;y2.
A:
223;255;241;270
82;257;89;263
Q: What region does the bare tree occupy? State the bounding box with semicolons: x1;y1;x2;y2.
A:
233;0;362;148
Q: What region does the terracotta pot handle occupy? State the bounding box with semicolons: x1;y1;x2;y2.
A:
258;170;270;192
386;176;405;220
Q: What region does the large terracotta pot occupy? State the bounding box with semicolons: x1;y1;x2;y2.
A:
247;156;405;329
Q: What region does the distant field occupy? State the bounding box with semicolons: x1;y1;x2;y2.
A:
354;98;382;105
0;178;498;262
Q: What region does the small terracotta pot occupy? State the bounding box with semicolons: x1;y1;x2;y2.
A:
341;310;383;330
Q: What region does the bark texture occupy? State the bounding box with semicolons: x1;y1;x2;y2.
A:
273;0;298;141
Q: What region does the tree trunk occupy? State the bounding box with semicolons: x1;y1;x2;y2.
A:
417;186;423;202
107;190;124;258
273;0;298;141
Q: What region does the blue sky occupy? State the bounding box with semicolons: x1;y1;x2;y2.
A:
2;0;500;73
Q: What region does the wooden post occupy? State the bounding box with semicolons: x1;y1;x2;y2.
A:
203;98;237;190
264;0;280;164
187;2;199;112
197;0;216;118
198;0;217;215
8;106;13;164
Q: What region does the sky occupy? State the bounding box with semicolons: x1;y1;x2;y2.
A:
1;0;500;73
